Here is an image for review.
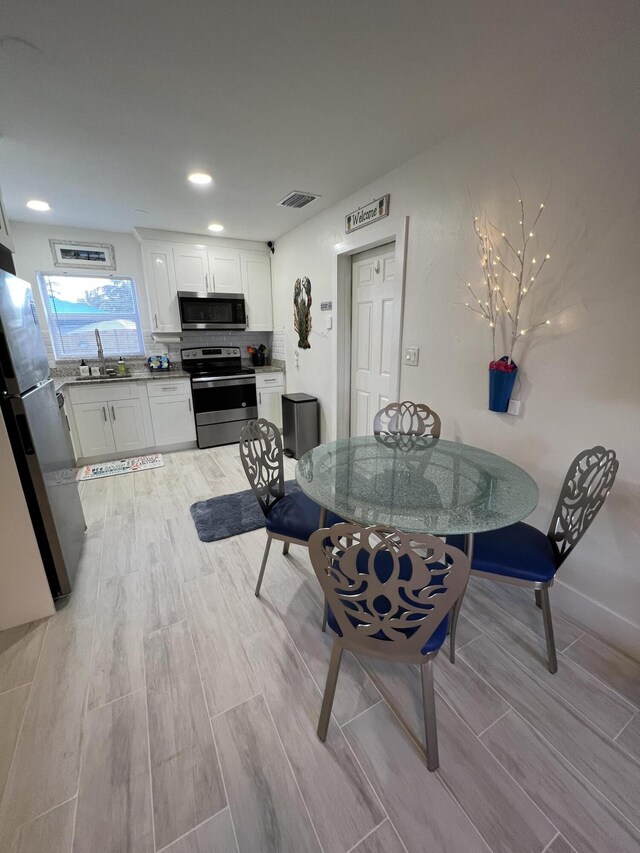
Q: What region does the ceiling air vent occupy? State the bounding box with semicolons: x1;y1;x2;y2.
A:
278;191;319;209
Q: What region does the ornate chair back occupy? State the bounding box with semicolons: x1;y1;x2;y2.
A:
308;523;469;664
239;418;285;516
548;446;619;567
373;401;442;440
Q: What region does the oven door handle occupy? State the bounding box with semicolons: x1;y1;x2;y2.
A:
191;376;257;390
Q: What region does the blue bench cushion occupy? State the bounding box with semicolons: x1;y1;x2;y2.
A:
449;522;557;584
265;491;343;542
327;605;449;655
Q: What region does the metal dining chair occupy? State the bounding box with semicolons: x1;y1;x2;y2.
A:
449;446;619;673
308;523;470;771
373;400;441;439
239;418;342;598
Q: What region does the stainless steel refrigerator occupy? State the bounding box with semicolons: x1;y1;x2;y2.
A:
0;271;85;597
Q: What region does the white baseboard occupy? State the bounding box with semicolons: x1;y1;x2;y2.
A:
552;578;640;662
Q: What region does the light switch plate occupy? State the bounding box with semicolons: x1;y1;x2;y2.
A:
405;347;419;366
507;399;522;416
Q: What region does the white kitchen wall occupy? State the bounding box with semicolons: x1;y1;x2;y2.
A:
10;222;149;363
271;52;640;655
8;222;275;365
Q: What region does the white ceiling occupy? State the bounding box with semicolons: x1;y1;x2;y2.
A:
0;1;635;241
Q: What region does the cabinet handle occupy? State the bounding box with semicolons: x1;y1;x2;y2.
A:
188;398;192;412
259;391;262;405
111;405;116;421
154;313;158;329
102;406;107;422
263;378;277;383
161;386;176;391
211;273;215;291
205;273;208;291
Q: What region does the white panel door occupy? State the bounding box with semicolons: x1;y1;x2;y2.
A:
109;398;148;453
73;401;116;458
148;395;196;445
173;245;209;292
350;243;397;436
241;251;273;331
207;248;243;293
144;243;180;333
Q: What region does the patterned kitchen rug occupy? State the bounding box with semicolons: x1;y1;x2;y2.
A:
77;453;164;481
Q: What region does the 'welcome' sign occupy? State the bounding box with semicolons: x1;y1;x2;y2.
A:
345;195;390;234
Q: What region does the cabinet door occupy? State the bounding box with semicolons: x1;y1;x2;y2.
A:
143;243;180;333
207;248;243;293
241;251;273;331
73;401;116;458
258;387;283;429
173;245;209;293
148;395;196;446
109;398;148;453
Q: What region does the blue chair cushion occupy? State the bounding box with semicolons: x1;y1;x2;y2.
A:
448;522;557;584
265;491;343;542
327;605;449;655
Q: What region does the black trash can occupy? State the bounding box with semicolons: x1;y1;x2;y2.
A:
282;393;318;459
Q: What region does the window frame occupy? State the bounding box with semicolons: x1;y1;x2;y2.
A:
36;270;146;361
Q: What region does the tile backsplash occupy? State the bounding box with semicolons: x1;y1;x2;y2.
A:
48;328;277;374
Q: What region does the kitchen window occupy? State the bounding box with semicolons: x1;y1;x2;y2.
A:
37;272;145;360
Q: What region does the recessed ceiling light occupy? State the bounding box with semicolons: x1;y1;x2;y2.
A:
188;172;212;186
26;199;50;211
207;223;224;232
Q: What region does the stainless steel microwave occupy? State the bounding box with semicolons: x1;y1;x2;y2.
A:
178;291;247;331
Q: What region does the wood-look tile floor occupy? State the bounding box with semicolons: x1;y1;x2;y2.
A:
1;445;639;852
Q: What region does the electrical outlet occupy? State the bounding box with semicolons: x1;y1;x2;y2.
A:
405;347;419;367
507;399;522;416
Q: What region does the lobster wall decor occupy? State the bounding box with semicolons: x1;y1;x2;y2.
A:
293;276;312;349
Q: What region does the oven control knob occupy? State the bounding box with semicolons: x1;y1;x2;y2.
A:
226;349;231;354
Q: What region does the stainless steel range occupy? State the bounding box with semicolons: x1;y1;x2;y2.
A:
181;346;257;448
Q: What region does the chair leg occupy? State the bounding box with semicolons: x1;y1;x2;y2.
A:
317;640;343;742
420;658;439;771
539;587;558;674
448;597;463;664
321;598;328;633
535;589;542;608
282;541;290;556
254;536;272;597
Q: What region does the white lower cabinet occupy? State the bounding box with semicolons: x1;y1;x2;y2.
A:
148;395;196;445
109;398;148;453
68;378;196;462
256;372;285;429
73;401;117;457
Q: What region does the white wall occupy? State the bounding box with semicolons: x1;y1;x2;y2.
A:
0;416;55;628
272;56;640;656
9;222;149;362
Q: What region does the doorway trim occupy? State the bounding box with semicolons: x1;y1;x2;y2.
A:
334;215;409;439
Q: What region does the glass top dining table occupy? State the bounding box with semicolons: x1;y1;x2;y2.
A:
295;435;539;537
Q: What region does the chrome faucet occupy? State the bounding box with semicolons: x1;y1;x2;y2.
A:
95;328;107;376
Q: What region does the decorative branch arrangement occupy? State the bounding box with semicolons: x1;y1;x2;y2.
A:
464;189;552;363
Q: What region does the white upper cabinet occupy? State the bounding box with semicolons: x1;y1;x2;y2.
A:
241;250;273;331
173;244;209;293
207;247;243;293
140;235;273;332
143;243;181;333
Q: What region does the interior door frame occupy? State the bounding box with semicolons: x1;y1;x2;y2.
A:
334;215;409;439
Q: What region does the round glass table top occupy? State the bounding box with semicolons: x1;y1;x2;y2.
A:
295;436;539;536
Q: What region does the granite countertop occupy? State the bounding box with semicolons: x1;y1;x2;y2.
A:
56;363;284;390
254;365;285;374
56;369;191;390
